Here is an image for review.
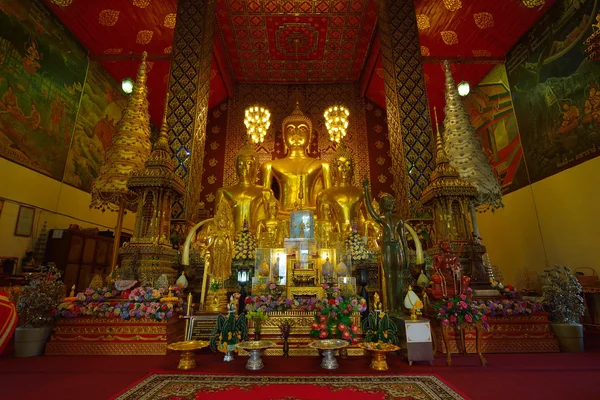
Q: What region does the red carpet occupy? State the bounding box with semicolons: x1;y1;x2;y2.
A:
1;344;599;400
113;374;465;400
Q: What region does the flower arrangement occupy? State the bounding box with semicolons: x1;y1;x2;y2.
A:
127;286;182;302
233;219;257;263
472;298;543;318
310;296;366;343
244;294;319;313
210;301;248;353
345;224;368;262
489;278;518;298
55;301;179;321
17;263;65;328
363;310;399;345
75;287;119;303
434;293;489;330
541;265;584;324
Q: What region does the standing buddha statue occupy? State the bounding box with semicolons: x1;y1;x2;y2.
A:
202;201;234;282
215;144;275;233
316;146;366;235
261;101;331;212
363;178;407;315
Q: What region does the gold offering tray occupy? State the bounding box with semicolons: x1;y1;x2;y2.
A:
308;339;349;351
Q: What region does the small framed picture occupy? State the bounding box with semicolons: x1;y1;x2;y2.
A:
14;205;35;237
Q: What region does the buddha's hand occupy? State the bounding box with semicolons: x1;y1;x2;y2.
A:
362;178;370;188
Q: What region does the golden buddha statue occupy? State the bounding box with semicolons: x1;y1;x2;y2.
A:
201;201;234;281
315;203;341;248
364;198;382;250
256;198;288;248
316;146;366;235
257;256;271;278
261;102;331;212
215;144;275;233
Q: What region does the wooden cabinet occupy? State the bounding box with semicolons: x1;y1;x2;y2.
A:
44;229;129;292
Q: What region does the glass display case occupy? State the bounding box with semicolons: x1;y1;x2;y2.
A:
289;210;314;239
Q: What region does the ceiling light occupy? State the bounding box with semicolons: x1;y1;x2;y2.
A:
324;105;350;143
457;81;470;97
244;106;271;143
121;77;134;94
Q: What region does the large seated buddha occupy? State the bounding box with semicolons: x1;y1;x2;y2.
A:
261;102;331;212
215;145;275;233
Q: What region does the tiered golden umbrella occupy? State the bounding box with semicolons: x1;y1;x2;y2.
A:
91;52;152;271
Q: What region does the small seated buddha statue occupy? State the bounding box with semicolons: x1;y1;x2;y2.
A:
261;101;332;212
257;256;271;278
256;199;288;248
215;144;275;233
315;203;341;249
316;146;366;235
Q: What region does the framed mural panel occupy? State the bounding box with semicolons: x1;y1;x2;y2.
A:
0;0;87;180
14;205;35;237
505;0;600;183
63;62;126;192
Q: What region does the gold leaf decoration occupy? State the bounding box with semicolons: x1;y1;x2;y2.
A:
441;31;458;45
207;175;217;184
211;125;220;134
377;157;386;166
473;12;494;29
164;13;177;29
50;0;73;6
208;158;218;167
206;193;215;203
164;46;172;54
133;0;151;8
416;15;430;30
378;174;387;183
375;140;384;149
472;50;491;57
104;48;123;55
420;46;430;56
99;10;120;26
521;0;545;8
443;0;462;12
136;30;154;45
210;141;219;150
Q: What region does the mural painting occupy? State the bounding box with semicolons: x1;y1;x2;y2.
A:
464;65;530;194
63;62;126;192
0;0;87;180
505;0;600;183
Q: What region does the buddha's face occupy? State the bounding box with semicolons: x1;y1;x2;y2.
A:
236;154;257;181
336;156;353;183
284;123;310;150
379;193;395;213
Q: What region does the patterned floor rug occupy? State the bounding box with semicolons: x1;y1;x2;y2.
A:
113;373;466;400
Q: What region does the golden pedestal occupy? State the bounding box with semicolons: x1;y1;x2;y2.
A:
167;340;209;370
359;343;400;371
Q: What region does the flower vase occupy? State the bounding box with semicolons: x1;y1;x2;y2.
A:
224;344;236;362
254;319;261;341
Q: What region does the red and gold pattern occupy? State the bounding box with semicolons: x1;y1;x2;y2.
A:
114;374;466;400
434;313;560;354
0;291;17;355
45;317;184;356
215;0;378;83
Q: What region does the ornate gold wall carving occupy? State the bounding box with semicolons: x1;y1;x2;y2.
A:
166;0;216;222
376;0;435;218
223;83;370;189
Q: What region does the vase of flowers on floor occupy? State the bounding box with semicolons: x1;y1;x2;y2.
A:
542;265;585;352
15;264;65;357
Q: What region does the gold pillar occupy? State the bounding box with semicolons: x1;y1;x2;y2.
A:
376;0;435;218
166;0;216;227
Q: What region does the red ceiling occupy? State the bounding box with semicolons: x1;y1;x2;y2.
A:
44;0;553;125
363;0;554;119
215;0;378;83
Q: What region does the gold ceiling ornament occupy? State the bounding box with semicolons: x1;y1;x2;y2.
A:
164;46;172;54
420;46;431;56
164;13;177;29
472;49;492;57
104;48;123;55
473;12;494;29
50;0;73;6
416;14;430;30
324;105;350;143
136;30;154;45
244;106;271;144
441;60;503;212
441;31;459;45
521;0;545;8
91;52;153;269
443;0;462;12
133;0;151;8
99;10;120;26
